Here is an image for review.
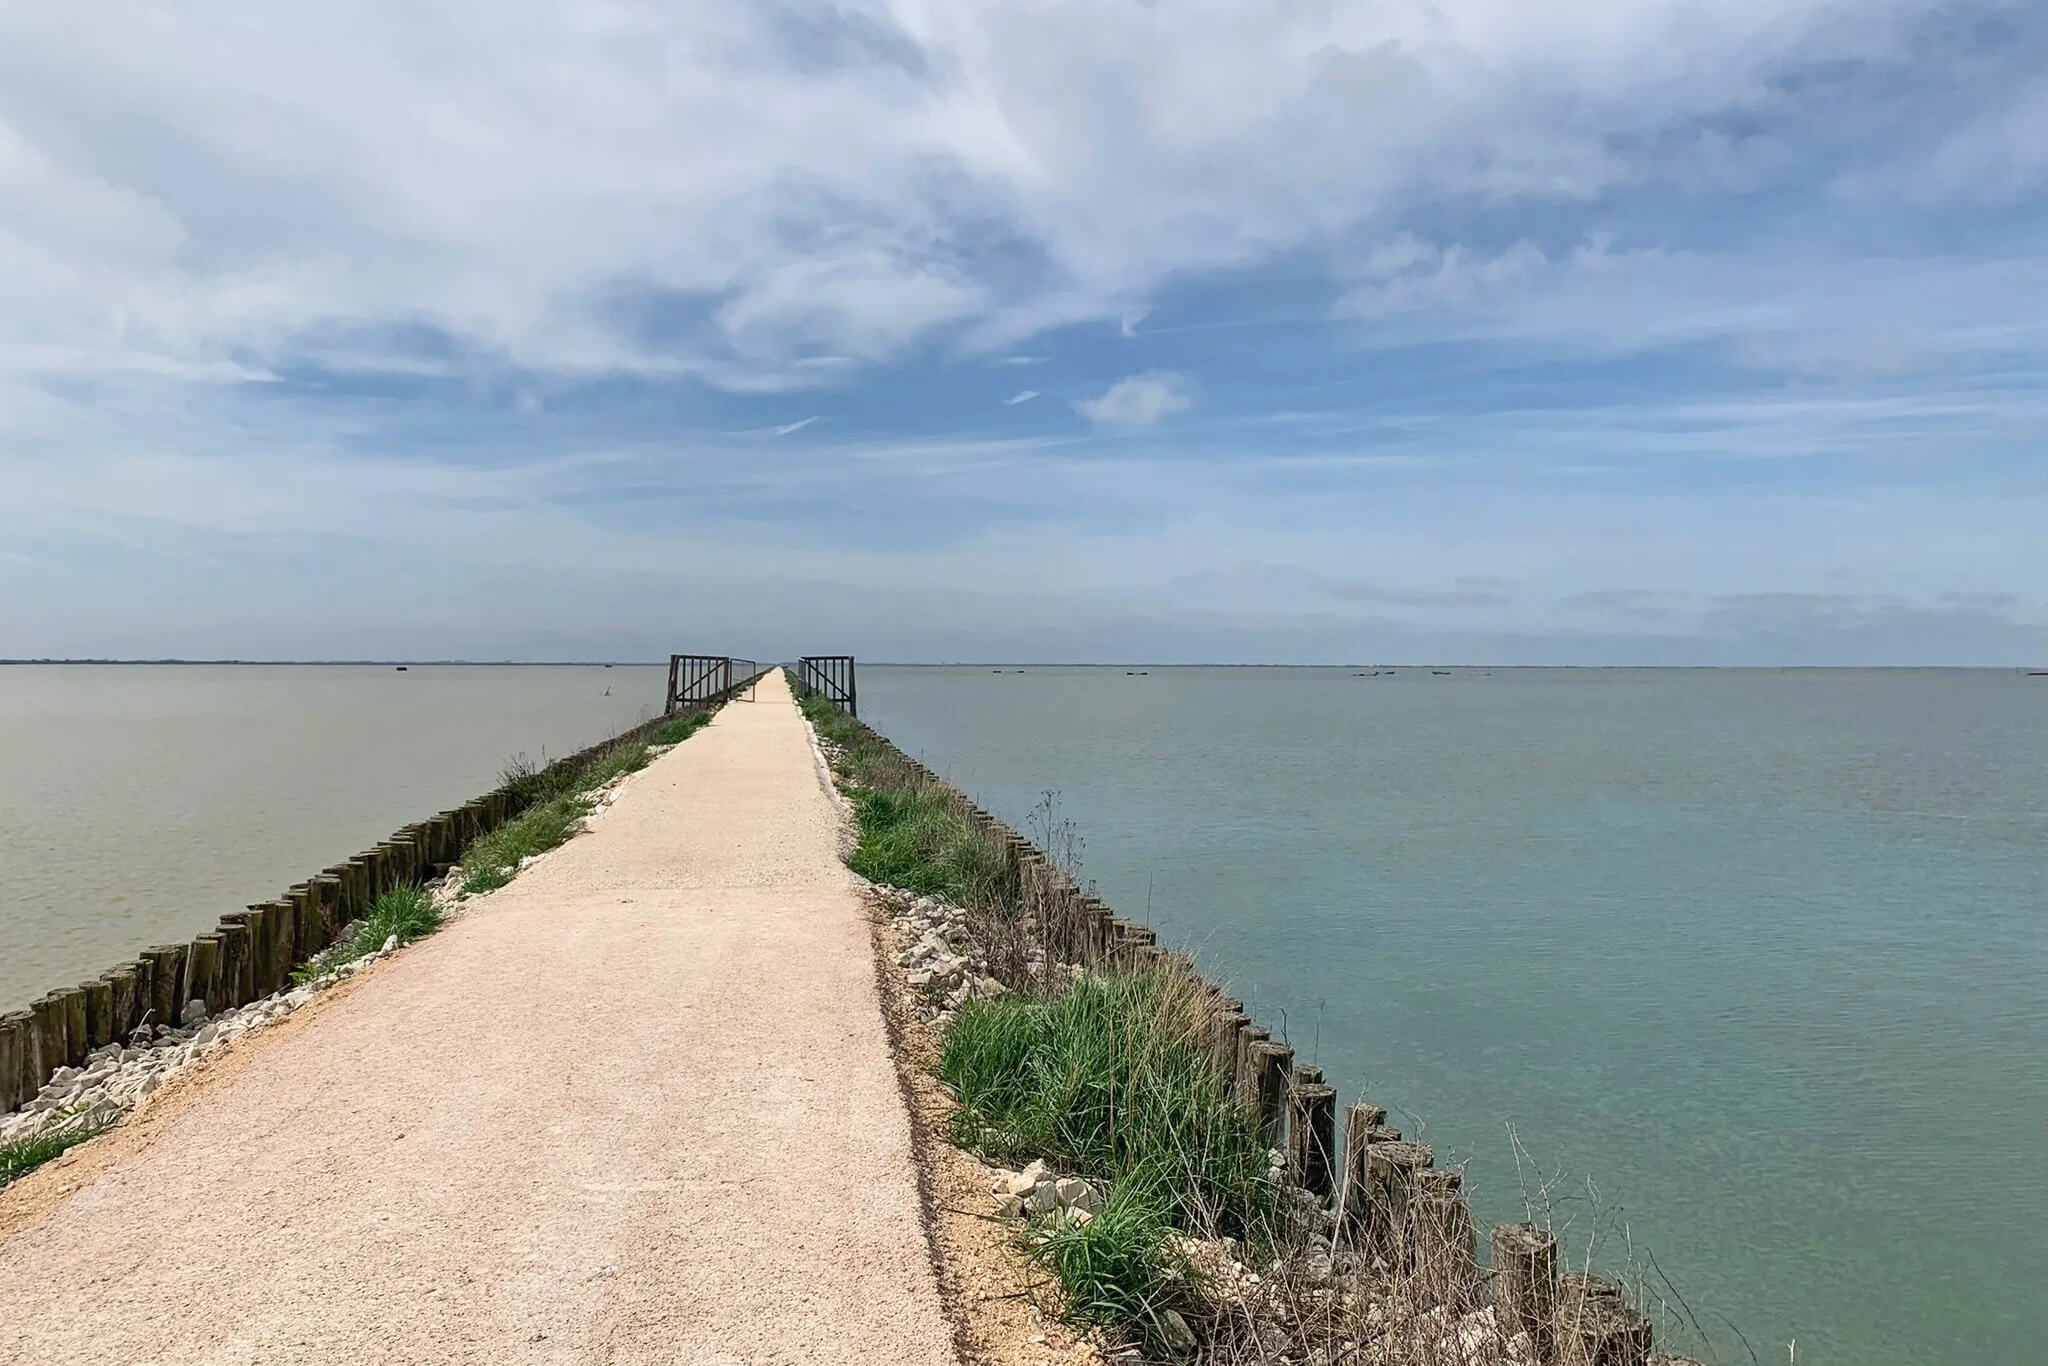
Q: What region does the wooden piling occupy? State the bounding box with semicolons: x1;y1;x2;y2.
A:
1234;1022;1269;1097
1411;1168;1479;1308
266;899;297;992
1563;1296;1654;1366
313;874;344;946
1289;1079;1338;1201
129;955;156;1034
60;986;90;1065
1339;1103;1391;1241
107;965;140;1038
187;935;224;1015
85;977;117;1050
1210;1010;1248;1088
148;943;188;1032
290;884;323;959
1365;1140;1434;1264
30;993;66;1090
217;915;254;1005
1491;1223;1560;1361
0;1011;29;1113
1248;1040;1294;1145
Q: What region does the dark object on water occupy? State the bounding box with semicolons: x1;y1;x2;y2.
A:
395;666;408;672
1431;669;1451;675
2029;670;2048;676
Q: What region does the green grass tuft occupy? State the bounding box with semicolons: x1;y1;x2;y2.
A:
0;1111;116;1191
1026;1171;1194;1353
942;970;1270;1238
292;884;447;984
461;795;591;894
648;710;712;746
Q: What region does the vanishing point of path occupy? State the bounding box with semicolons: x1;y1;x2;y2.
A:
0;671;957;1365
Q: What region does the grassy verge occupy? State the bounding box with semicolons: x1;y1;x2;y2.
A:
943;969;1273;1352
0;1110;115;1191
798;678;1271;1354
794;684;1022;963
464;714;710;895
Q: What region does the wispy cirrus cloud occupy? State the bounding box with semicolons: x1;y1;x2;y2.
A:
1000;389;1040;406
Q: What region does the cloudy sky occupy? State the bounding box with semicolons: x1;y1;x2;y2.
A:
3;1;2045;664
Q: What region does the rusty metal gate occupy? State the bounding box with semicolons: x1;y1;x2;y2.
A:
665;655;731;714
796;655;857;716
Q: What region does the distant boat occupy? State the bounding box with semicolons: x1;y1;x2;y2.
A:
2030;671;2048;677
1431;670;1451;676
394;665;408;672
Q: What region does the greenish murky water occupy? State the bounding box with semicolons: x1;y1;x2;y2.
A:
0;664;666;1013
861;666;2048;1366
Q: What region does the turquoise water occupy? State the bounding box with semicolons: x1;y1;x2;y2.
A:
860;666;2048;1365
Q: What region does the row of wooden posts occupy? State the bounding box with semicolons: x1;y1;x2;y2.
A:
857;724;1679;1366
0;710;686;1119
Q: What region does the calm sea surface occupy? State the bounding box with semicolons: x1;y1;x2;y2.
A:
0;664;667;1011
860;666;2047;1366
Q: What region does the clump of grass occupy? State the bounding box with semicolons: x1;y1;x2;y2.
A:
347;884;443;954
648;710;712;746
0;1110;116;1191
942;968;1276;1354
291;885;447;984
460;794;591;894
1027;1169;1197;1353
943;968;1271;1236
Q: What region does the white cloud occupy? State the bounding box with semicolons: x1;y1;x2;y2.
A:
1076;372;1192;427
0;0;2007;394
772;416;822;436
1001;389;1040;405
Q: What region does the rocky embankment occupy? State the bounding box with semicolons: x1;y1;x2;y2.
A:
870;883;1594;1366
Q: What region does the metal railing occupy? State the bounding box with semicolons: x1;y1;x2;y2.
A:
795;655;857;716
665;655;768;714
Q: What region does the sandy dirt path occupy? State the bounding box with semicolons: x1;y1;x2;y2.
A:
0;670;958;1366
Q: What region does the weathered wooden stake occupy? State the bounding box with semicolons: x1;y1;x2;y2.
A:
1211;1010;1249;1089
105;967;138;1040
0;1012;29;1113
1491;1223;1560;1361
1410;1168;1479;1309
85;977;117;1050
60;986;90;1065
267;899;297;991
290;884;323;959
218;916;254;1005
313;874;344;946
30;993;67;1090
187;935;223;1015
1366;1139;1434;1264
148;944;187;1032
1339;1102;1391;1241
1289;1078;1338;1201
1234;1022;1269;1098
129;955;157;1034
1563;1296;1654;1366
1248;1040;1294;1144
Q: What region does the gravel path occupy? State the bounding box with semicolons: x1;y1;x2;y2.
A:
0;670;958;1366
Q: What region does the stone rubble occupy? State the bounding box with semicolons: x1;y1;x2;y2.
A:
874;887;1010;1025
